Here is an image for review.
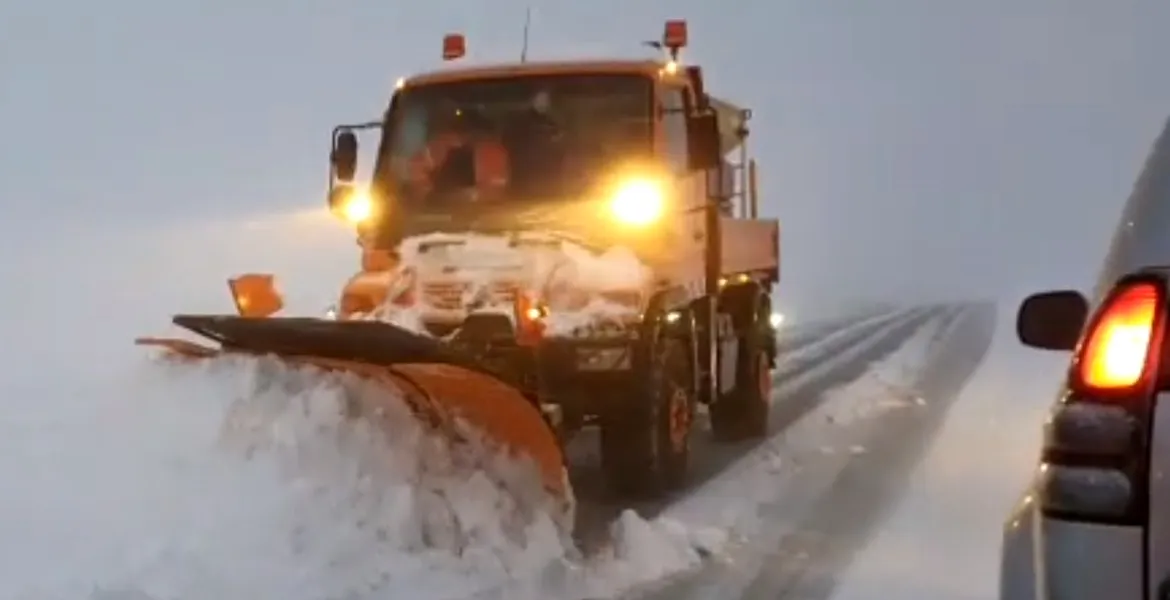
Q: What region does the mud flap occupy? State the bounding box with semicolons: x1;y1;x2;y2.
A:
710;289;771;441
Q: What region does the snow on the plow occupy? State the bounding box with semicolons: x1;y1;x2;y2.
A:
0;356;700;600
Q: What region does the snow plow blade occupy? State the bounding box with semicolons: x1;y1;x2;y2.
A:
135;315;570;505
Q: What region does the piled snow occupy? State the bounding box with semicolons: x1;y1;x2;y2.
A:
481;511;712;600
397;232;652;294
0;354;706;600
365;233;655;336
815;315;941;429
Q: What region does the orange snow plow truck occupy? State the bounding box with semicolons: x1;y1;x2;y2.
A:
137;21;780;506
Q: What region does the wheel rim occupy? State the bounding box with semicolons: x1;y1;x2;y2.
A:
758;352;772;401
667;385;690;451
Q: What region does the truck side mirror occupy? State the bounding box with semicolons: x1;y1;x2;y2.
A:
332;131;359;182
328;184;352;212
686;112;721;171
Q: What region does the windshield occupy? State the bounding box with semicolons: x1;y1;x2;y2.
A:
372;73;653;207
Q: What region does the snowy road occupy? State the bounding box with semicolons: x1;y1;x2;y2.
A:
570;306;939;548
619;302;995;600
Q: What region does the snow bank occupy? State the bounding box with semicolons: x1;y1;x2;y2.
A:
815;315;942;429
397;232;651;294
0;354;703;600
365;233;655;337
477;511;714;600
663;312;943;537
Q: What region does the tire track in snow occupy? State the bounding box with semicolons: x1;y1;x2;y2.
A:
573;306;941;550
740;302;997;600
613;304;982;600
775;307;901;353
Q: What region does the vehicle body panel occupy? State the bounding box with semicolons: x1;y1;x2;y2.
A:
1092;116;1170;305
1000;489;1144;599
1000;115;1170;598
1148;390;1170;597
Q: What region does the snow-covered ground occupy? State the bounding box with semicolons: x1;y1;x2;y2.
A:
0;349;722;600
829;300;1068;600
0;217;697;600
628;311;952;600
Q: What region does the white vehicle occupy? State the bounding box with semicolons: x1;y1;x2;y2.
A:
999;116;1170;599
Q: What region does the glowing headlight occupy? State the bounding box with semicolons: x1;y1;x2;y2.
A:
610;178;665;226
340;189;374;224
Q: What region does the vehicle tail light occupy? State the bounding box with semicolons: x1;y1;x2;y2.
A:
1040;277;1167;524
1072;281;1162;394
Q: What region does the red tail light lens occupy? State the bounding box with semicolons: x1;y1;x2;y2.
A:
1041;277;1165;525
1073;282;1162;393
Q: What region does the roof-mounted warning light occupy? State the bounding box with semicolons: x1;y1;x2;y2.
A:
663;19;687;61
442;33;466;61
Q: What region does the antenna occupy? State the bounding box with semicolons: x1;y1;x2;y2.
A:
520;7;532;62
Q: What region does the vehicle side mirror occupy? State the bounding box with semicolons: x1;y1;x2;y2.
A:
687;112;721;171
332;131;359;182
328;183;352;212
1017;289;1089;350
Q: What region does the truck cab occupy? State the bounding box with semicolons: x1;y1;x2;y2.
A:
327;24;776;332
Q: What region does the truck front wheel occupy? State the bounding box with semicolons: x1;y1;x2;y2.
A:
600;332;695;498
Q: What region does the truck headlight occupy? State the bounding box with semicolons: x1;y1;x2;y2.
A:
609;178;665;226
340;188;374;224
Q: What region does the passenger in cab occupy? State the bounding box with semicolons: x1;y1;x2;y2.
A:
409;107;510;203
463;109;510;201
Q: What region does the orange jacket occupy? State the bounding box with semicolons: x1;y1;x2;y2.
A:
473;139;509;194
409;135;510;199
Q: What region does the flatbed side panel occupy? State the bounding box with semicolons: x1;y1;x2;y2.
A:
668;216;779;300
720;216;779;278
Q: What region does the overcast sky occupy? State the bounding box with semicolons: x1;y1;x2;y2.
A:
2;0;1168;329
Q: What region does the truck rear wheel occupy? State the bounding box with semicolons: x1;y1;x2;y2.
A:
600;331;695;497
711;288;772;442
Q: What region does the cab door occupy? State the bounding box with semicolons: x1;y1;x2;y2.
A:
659;81;708;302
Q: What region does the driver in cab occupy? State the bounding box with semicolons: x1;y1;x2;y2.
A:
408;107;510;203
